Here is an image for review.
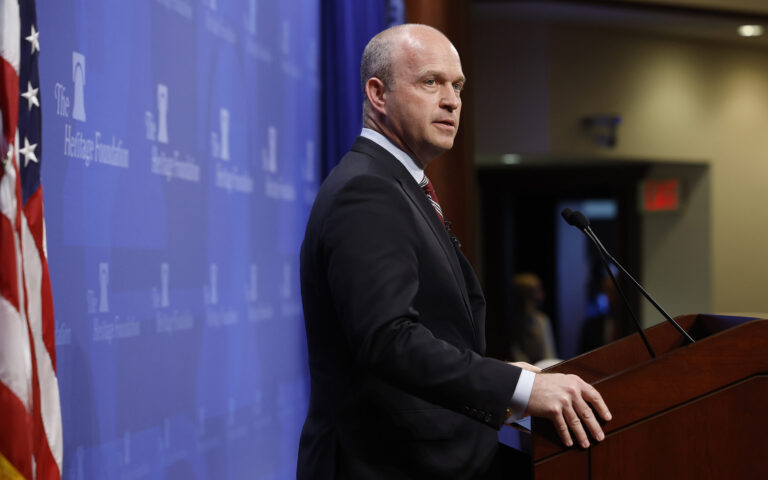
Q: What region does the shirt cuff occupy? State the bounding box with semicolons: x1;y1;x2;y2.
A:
505;369;535;423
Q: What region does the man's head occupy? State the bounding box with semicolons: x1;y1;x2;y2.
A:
361;24;465;167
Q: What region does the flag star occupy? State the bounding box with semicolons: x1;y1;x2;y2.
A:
21;82;40;110
19;138;38;167
26;25;40;54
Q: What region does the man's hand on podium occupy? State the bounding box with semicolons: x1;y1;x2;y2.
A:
526;373;612;449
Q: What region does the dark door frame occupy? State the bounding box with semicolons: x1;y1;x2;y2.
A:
477;162;649;360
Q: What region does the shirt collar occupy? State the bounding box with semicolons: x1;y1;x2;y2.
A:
360;128;424;184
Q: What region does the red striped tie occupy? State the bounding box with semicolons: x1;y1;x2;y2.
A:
419;175;444;225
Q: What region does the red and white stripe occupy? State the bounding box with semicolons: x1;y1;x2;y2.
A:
1;0;62;478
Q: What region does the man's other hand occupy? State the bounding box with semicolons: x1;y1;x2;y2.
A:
525;373;612;449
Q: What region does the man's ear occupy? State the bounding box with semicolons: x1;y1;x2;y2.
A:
365;77;388;115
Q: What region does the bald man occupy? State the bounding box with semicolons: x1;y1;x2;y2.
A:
298;24;611;479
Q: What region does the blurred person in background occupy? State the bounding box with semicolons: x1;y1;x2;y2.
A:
507;273;558;367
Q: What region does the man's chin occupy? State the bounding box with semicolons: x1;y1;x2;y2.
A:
424;143;454;162
431;130;457;146
437;138;456;152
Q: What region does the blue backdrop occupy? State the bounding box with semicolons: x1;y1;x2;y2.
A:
39;1;321;478
320;0;402;178
37;0;403;477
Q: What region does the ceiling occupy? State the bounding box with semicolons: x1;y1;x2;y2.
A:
609;0;768;16
473;0;768;49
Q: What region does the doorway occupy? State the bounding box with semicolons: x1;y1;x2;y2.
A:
477;162;648;361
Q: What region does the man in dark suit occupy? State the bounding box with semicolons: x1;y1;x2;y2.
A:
298;24;611;479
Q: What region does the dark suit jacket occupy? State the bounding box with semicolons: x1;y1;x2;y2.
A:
298;137;521;479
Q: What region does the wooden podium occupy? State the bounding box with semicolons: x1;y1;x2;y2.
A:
502;314;768;479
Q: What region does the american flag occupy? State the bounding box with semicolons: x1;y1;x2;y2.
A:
1;1;63;479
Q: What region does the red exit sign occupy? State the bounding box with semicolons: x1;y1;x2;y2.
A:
642;179;679;212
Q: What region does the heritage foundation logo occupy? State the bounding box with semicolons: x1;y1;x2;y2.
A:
157;84;169;144
98;262;109;313
72;52;86;122
261;126;277;173
246;0;257;35
209;263;218;305
160;262;170;308
219;108;229;161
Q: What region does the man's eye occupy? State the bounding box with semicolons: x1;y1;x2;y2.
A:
425;79;436;86
453;83;462;91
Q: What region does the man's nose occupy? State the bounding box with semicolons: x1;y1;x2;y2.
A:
440;86;460;111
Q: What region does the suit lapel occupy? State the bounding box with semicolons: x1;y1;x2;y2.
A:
350;137;476;331
399;179;476;321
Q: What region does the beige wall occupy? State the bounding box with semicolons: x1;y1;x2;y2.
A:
472;18;768;319
472;21;552;155
640;163;711;326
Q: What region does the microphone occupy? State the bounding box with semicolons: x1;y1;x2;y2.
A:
561;208;695;353
562;208;656;358
562;208;590;230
